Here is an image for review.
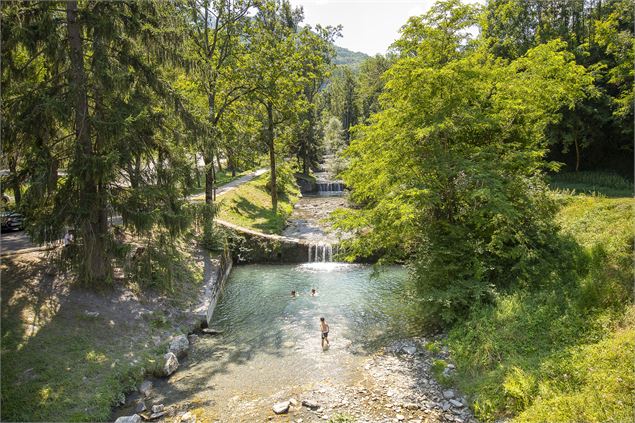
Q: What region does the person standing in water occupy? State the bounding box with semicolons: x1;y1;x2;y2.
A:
320;317;330;349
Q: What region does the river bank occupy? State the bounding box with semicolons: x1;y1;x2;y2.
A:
0;245;222;422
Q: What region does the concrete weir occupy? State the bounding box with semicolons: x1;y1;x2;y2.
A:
216;219;312;263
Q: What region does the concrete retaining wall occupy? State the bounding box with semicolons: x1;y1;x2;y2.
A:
216;219;310;264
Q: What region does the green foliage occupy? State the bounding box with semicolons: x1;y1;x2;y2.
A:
329;413;356;423
332;45;368;68
445;194;634;422
549;171;634;197
334;36;593;323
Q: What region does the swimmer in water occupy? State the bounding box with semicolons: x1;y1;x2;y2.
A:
291;290;297;297
311;288;317;296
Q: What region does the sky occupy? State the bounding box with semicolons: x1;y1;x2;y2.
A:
289;0;474;56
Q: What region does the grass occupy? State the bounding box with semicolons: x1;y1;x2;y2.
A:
549;171;633;198
0;244;205;421
444;191;634;422
217;171;300;234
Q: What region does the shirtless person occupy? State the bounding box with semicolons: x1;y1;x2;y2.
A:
320;317;330;349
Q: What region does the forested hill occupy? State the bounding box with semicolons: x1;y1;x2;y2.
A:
333;45;369;68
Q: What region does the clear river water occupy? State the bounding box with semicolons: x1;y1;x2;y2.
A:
150;263;418;420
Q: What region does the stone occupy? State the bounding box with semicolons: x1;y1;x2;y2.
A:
84;310;100;318
402;346;417;355
447;364;455;369
201;328;223;335
289;398;299;406
188;334;199;345
442;402;451;412
151;404;164;413
450;399;463;408
139;380;153;396
149;411;167;420
179;411;196;423
116;392;126;406
273;401;290;414
135;400;147;413
404;403;419;410
169;335;189;358
162;352;179;377
397;414;405;421
302;399;319;410
114;415;141;423
442;390;455;399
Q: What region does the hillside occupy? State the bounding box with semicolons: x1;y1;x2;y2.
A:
333;44;369;68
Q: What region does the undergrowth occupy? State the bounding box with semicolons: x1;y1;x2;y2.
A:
445;193;634;422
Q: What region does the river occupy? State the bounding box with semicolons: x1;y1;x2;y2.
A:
148;263;419;421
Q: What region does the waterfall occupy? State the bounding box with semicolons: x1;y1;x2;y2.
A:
316;182;344;195
308;242;337;262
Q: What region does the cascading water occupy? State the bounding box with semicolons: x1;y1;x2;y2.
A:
316;182;344;194
308;242;338;262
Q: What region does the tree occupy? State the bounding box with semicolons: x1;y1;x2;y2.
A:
334;37;593;323
325;66;359;143
183;0;253;204
249;0;305;212
3;1;205;284
356;54;392;122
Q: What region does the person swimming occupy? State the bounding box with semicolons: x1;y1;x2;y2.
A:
311;288;317;296
291;290;297;297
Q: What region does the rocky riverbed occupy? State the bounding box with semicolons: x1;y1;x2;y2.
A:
119;337;478;423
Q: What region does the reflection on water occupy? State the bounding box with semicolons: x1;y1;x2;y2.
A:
152;263;416;417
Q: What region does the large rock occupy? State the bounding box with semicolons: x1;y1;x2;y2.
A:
169;335;189;358
402;346;416;355
272;401;290;414
162;352;179;377
442;389;455;399
114;415;141;423
450;399;464;408
138;380;153;397
179;411;196;423
302;399;319;410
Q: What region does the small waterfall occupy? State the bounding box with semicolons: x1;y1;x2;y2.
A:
316;182;344;195
308;242;337;262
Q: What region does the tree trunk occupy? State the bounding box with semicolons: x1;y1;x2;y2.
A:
216;153;223;172
67;0;109;284
574;135;580;172
204;154;216;204
267;103;277;213
7;156;21;205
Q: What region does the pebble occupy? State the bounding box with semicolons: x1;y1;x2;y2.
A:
442;389;455;399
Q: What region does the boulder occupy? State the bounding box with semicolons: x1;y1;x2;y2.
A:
149;411;167;420
201;328;223;335
272;401;290;414
161;352;179;377
135;400;147;413
179;411;196;423
169;335;189;358
449;399;463;408
302;399;320;410
442;389;455;399
151;404;164;413
139;380;153;397
402;346;416;355
114;415;141;423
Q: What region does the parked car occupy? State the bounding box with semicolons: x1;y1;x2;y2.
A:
1;211;24;231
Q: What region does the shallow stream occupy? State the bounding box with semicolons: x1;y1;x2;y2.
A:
151;263;417;420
